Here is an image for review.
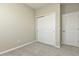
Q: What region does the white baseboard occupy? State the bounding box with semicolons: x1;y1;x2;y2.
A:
62;42;79;48
37;41;60;48
0;40;37;55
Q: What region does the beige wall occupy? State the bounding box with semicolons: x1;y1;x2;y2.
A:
61;3;79;14
35;4;61;48
0;4;35;52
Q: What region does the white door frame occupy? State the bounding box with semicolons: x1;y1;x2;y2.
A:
36;13;60;48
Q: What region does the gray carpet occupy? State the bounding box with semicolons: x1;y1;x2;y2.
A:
0;42;79;56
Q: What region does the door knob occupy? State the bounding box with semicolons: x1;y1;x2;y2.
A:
62;30;65;32
77;28;79;30
51;30;54;32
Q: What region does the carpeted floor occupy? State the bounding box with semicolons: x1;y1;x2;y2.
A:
0;42;79;56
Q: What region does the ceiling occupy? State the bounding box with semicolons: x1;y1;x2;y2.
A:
26;3;52;10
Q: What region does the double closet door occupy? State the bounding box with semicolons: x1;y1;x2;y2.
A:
36;13;57;47
62;12;79;47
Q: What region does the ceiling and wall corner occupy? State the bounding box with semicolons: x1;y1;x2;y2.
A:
25;3;53;10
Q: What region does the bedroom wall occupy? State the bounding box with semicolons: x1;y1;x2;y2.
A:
61;3;79;14
0;4;35;52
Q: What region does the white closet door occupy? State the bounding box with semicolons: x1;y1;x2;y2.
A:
36;13;56;46
62;12;79;47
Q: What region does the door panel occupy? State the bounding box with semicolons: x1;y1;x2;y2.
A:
62;12;79;47
36;13;56;46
